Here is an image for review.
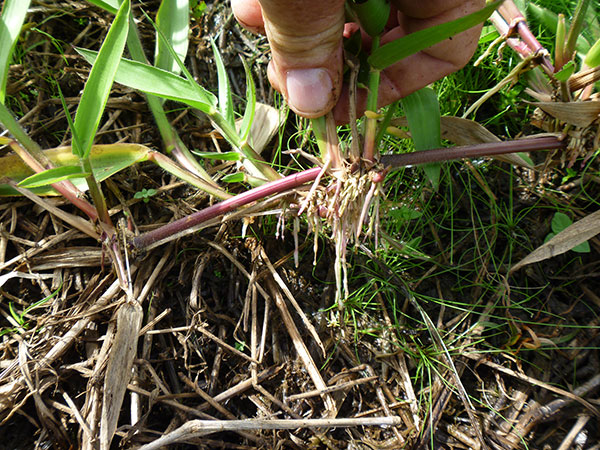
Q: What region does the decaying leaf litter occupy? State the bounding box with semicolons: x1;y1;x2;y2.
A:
1;1;600;449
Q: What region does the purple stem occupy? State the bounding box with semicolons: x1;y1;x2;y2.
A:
132;137;565;251
380;136;564;167
133;167;322;250
497;0;554;74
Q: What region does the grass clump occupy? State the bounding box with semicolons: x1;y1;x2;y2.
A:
0;1;599;449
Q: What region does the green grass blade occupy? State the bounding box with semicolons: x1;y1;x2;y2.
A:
56;81;84;157
86;0;118;14
401;87;441;189
0;0;32;103
155;0;189;75
143;10;209;99
211;39;234;125
368;1;501;70
18;166;90;189
239;57;256;142
77;48;218;114
73;0;130;158
191;150;241;161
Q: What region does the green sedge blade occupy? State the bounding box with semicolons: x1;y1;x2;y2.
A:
155;0;190;75
0;0;32;103
73;0;131;158
368;1;501;70
239;57;256;142
18;165;90;189
77;48;217;114
401;87;442;189
211;39;235;126
191;150;241;161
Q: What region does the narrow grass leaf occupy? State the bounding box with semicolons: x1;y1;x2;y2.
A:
0;0;32;103
56;81;84;157
239;57;256;142
18;166;90;189
191;150;241;161
85;0;118;14
0;143;151;196
401;87;441;189
155;0;189;74
72;0;130;158
211;40;234;125
510;209;600;273
77;48;217;114
144;9;208;97
368;1;501;70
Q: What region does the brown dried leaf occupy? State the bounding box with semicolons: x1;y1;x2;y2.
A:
237;102;281;155
438;115;501;146
510;210;600;274
100;301;143;450
529;101;600;128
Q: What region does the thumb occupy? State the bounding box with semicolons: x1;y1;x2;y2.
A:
234;0;345;118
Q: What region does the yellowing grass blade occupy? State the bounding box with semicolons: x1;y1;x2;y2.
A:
18;166;90;189
0;144;151;196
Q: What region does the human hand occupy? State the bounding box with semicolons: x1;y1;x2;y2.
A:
231;0;485;122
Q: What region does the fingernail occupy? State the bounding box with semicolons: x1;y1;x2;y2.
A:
286;68;333;117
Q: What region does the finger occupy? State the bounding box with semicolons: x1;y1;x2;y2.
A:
258;0;346;118
231;0;265;34
334;0;484;123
